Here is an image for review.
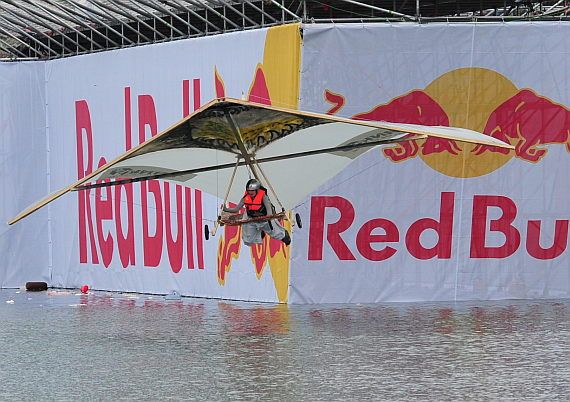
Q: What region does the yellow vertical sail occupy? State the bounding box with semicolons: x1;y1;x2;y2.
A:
258;23;302;302
262;23;302;110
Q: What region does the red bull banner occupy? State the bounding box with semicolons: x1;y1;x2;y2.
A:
5;22;570;304
2;25;301;302
293;23;570;303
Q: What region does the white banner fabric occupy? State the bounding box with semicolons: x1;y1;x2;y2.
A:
293;22;570;303
0;62;49;287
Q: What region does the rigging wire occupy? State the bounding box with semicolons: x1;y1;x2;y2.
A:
216;114;219;202
293;152;389;210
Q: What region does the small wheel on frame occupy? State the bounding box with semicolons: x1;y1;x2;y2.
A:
204;225;210;240
295;213;302;229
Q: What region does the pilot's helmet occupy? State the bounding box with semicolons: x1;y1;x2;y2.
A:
246;179;261;191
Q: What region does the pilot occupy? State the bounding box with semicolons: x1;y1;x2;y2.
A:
223;179;291;247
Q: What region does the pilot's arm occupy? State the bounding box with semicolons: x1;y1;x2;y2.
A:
223;197;245;213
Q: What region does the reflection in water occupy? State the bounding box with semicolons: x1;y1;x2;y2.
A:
1;289;569;400
218;302;290;335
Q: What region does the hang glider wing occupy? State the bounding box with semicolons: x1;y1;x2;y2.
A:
9;97;513;225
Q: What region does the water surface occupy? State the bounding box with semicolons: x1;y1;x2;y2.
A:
1;289;568;400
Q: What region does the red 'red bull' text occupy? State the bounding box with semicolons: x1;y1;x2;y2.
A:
75;82;205;271
308;193;568;261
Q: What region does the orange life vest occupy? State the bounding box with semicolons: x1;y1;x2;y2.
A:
244;189;267;217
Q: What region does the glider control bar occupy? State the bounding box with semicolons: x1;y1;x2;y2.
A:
72;134;427;191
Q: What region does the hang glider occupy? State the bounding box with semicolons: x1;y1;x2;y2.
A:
9;97;513;226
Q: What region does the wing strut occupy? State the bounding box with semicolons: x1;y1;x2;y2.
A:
252;155;294;226
212;157;240;237
223;109;262;183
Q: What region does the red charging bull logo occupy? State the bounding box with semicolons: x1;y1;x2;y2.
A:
473;89;570;163
327;67;570;178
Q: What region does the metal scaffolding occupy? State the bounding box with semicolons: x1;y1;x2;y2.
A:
0;0;568;60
